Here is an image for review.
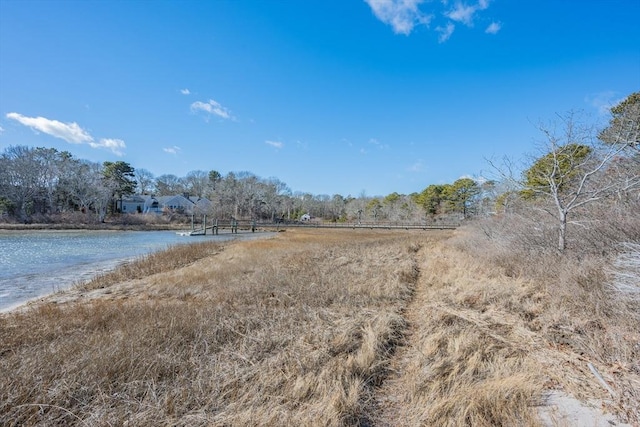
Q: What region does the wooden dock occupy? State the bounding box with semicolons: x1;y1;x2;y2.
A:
178;218;459;236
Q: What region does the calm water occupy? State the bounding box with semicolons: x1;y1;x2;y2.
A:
0;230;259;311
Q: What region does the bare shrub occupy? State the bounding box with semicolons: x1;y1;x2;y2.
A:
453;205;640;423
609;242;640;303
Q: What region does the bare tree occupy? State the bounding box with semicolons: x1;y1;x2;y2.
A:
62;160;111;221
155;174;184;196
0;146;48;221
135;168;156;195
183;170;209;198
497;112;640;251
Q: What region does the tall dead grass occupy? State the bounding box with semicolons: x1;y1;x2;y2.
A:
0;229;441;426
372;241;547;426
450;198;640;424
4;221;636;426
80;240;224;291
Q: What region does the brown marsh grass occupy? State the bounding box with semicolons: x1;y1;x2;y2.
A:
2;227;637;426
449;223;640;425
1;229;438;426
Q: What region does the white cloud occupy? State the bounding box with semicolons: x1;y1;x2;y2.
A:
265;140;284;149
485;21;501;34
163;145;182;155
364;0;432;35
436;22;455;43
190;99;234;120
0;125;4;133
6;112;93;143
365;0;498;41
446;3;476;26
6;112;126;155
180;88;191;95
446;0;490;26
90;138;126;157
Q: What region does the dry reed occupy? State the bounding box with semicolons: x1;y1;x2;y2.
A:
3;225;636;426
1;229;438;426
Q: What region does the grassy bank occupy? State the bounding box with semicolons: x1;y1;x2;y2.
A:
0;211;193;231
1;228;637;426
1;229;435;425
0;222;185;232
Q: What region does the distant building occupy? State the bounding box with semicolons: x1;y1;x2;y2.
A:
120;195;146;214
119;195;212;215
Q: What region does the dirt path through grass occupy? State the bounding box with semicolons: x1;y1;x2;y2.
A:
369;244;427;426
370;236;639;426
371;239;546;426
3;228;636;426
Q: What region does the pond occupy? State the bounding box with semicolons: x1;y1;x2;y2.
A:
0;230;266;311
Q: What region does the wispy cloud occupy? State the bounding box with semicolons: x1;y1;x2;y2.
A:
7;112;93;143
436;22;455;43
365;0;499;41
585;91;622;115
408;159;424;172
91;138;126;156
368;138;389;149
163;145;182;155
190;99;234;120
180;88;191;95
448;0;490;23
6;112;125;155
0;125;4;133
364;0;432;35
485;21;501;34
446;3;477;26
265;140;284;149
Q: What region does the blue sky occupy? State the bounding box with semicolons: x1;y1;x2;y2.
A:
1;0;638;197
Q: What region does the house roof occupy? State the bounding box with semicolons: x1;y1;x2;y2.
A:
121;195;146;203
156;195;193;206
122;195;212;209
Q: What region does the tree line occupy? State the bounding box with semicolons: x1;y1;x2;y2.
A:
0;147;486;224
0;154;495;225
1;91;638;251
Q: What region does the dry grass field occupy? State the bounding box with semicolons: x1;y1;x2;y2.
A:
1;228;638;426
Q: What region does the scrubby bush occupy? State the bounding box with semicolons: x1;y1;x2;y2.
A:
610;242;640;304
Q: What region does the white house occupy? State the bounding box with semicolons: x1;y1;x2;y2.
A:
156;195;195;214
120;195;146;214
119;195;212;215
142;195;161;214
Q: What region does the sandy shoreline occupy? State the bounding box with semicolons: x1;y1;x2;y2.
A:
0;230;277;315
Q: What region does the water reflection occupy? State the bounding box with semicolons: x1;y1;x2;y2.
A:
0;230;261;311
